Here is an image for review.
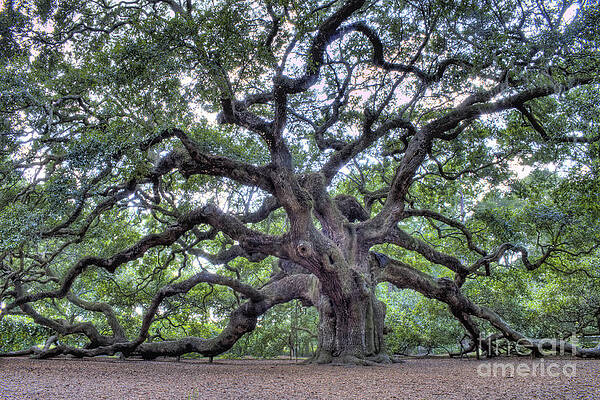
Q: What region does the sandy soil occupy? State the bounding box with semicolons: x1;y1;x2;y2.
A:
0;357;599;399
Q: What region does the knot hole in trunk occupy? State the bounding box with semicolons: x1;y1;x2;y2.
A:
296;241;312;257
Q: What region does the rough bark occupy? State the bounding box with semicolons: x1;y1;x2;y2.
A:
312;290;389;365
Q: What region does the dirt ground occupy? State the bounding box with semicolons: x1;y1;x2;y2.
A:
0;356;599;399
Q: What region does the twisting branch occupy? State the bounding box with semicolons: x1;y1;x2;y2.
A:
322;116;417;183
383;227;469;276
403;209;486;256
18;273;317;360
66;293;128;341
147;128;275;193
336;22;471;83
182;244;267;265
366;75;595;238
3;204;286;315
11;282;115;348
469;242;554;274
277;0;367;94
375;253;600;358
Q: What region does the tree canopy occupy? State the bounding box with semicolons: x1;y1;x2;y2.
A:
1;0;599;364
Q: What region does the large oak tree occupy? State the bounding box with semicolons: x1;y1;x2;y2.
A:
1;0;599;364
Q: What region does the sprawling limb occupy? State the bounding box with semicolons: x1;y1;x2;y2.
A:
9;283;117;349
384;227;469;276
136;273;317;359
66;293;128;342
20;272;317;359
516;104;600;144
376;254;600;358
148;129;276;193
3;204;286;314
363;76;596;241
403;209;487;256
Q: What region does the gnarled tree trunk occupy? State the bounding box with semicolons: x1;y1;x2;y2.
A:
313;289;388;364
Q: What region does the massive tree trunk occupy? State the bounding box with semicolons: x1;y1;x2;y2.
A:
279;189;391;364
313;289;388;364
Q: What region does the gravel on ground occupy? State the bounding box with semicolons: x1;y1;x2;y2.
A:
1;356;599;399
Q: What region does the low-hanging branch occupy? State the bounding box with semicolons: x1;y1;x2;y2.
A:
376;253;600;358
3;204;287;315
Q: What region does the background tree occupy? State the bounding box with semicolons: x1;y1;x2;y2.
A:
1;0;599;364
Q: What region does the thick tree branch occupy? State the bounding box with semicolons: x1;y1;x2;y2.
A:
338;22;471;83
4;205;286;314
148;128;275;193
66;293;128;341
376;253;600;358
469;242;553;274
364;76;595;239
404;209;486;256
383;227;469;276
277;0;366;94
20;274;317;359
